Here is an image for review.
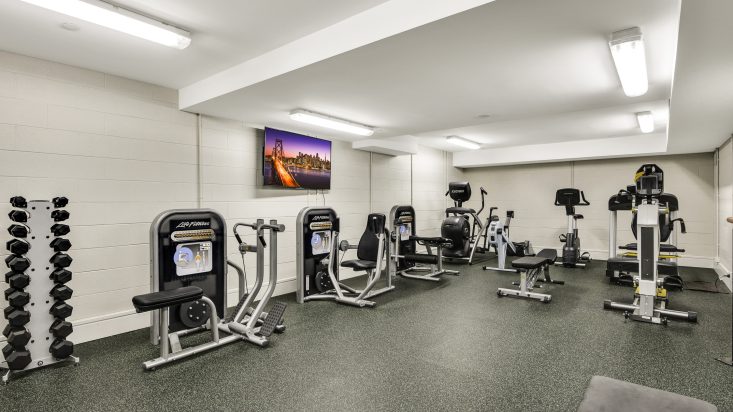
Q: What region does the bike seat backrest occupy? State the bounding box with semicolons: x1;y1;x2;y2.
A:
448;182;471;205
356;213;386;262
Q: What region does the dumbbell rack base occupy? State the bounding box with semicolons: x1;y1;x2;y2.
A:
1;200;80;384
1;355;79;384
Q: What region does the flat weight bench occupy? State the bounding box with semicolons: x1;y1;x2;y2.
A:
497;248;563;303
132;286;221;370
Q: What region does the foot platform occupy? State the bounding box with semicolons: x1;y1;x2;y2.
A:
260;302;287;337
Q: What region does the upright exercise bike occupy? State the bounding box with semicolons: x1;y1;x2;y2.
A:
554;188;591;268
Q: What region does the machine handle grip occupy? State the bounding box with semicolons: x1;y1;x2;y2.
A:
579;191;590;205
445;190;450;197
480;187;488;195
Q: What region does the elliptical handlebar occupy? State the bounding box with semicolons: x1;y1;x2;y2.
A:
476;186;487;216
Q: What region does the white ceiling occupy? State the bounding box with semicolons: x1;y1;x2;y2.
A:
414;100;670;151
1;0;730;166
0;0;389;88
182;0;680;155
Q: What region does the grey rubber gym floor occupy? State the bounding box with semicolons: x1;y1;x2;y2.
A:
1;260;731;411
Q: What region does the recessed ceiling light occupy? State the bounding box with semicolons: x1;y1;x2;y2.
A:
446;135;481;150
289;109;374;136
19;0;192;49
636;111;654;133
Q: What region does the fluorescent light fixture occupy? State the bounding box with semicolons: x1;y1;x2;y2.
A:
289;109;374;136
446;135;481;150
636;111;654;133
609;27;648;97
18;0;192;49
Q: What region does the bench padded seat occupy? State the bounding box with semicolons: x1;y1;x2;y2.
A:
132;286;203;313
511;248;557;269
577;375;717;412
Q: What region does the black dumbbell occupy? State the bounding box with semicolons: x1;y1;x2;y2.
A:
5;255;31;273
8;224;29;238
4;307;31;327
4;327;31;348
51;224;70;236
50;238;72;252
50;339;74;359
50;253;72;268
50;301;73;319
2;345;31;370
6;239;30;255
50;320;73;339
5;272;30;289
50;268;72;284
52;197;68;208
4;288;30;307
9;196;27;209
51;210;70;222
8;210;28;223
50;284;73;301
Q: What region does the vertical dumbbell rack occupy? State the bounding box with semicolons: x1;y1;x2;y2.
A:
2;196;79;384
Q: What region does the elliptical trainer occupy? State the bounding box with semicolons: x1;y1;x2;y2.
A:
554;188;591;268
441;182;489;264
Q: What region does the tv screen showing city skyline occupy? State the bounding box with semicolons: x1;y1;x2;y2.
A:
263;127;332;190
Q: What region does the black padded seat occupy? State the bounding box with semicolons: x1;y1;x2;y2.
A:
132;286;203;313
620;243;685;253
511;248;557;269
341;259;377;271
445;207;475;215
404;254;439;264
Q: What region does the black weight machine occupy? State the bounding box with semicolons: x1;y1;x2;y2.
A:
554;188;591;268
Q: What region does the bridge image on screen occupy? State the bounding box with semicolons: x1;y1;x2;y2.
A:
263;127;332;190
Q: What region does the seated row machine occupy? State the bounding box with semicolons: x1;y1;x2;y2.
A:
131;209;287;370
497;249;563;303
389;205;458;281
296;207;394;307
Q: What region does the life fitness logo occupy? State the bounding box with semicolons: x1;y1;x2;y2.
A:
175;221;209;229
398;211;412;217
450;189;465;194
312;215;330;221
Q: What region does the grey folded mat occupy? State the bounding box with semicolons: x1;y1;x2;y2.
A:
577;376;718;412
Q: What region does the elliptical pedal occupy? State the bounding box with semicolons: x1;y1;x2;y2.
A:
259;302;287;337
224;293;250;323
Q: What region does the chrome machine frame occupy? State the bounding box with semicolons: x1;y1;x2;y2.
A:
296;207;394;307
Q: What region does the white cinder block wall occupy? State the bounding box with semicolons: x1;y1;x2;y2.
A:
0;51;462;344
461;154;716;268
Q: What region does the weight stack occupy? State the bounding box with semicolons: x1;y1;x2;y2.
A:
1;196;78;383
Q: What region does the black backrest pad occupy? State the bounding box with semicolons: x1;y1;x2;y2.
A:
448;182;471;203
357;213;386;261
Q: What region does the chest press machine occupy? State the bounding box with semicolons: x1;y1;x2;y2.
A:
296;207;394;307
389;205;458;281
131;210;287;370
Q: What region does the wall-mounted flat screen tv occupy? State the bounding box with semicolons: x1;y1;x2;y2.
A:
263;127;332;190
